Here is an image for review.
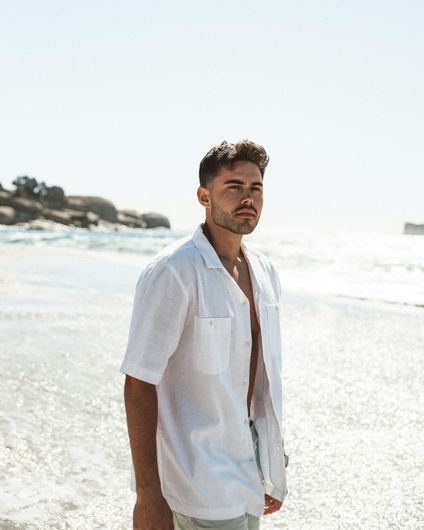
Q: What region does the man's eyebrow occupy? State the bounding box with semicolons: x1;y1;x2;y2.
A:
224;179;263;187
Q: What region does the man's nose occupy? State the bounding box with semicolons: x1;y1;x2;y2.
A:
241;189;254;204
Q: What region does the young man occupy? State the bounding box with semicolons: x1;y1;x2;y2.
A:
121;140;288;530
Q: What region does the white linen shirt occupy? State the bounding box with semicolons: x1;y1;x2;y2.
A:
120;223;287;519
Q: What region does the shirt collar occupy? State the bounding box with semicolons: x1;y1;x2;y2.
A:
192;223;250;269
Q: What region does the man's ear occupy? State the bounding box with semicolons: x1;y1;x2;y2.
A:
197;186;211;208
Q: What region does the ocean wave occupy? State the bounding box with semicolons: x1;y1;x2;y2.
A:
335;294;424;309
1;226;423;307
0;226;189;256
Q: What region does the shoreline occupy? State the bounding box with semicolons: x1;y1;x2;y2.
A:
0;218;169;232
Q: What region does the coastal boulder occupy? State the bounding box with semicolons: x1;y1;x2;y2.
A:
15;210;37;223
120;209;144;220
62;209;99;228
85;211;100;227
117;212;146;228
404;223;424;235
11;197;43;215
0;191;15;206
0;193;43;217
0;206;17;225
140;212;171;229
41;185;66;209
0;190;13;201
41;208;73;226
42;208;100;228
65;196;118;223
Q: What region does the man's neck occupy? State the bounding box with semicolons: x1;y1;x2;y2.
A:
201;221;243;261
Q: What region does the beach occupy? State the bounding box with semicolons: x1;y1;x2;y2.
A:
0;227;423;529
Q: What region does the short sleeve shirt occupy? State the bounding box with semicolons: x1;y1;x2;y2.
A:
120;223;287;519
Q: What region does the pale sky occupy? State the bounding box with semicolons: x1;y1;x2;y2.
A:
1;0;423;233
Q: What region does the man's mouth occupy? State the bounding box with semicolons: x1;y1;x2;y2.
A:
235;209;256;218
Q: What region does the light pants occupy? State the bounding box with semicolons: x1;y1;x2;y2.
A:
173;512;260;530
172;419;262;530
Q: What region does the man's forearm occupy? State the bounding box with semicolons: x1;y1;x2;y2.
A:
124;375;162;495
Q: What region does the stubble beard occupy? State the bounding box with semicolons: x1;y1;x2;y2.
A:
210;200;259;235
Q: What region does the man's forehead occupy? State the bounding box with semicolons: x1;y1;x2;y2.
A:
216;161;262;180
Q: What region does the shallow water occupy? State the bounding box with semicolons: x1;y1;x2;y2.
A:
0;229;423;529
1;225;423;307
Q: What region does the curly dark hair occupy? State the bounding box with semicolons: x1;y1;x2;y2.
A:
199;139;269;188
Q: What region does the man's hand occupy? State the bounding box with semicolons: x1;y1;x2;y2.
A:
262;493;283;515
133;489;174;530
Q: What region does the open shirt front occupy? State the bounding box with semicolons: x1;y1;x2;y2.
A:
120;223;287;519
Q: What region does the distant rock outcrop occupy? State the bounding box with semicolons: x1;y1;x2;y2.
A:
0;206;16;225
43;186;66;209
117;210;146;228
0;190;42;222
404;223;424;235
0;177;171;230
141;212;171;229
65;196;118;223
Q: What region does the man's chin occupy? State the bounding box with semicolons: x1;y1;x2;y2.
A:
239;224;256;234
228;220;258;235
210;212;259;235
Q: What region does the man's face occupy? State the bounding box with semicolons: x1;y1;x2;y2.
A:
201;160;263;235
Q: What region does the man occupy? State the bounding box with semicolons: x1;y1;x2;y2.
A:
121;139;288;530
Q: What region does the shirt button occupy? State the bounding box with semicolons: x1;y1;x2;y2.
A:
244;340;250;347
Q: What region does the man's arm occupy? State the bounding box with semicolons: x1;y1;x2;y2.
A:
124;375;174;530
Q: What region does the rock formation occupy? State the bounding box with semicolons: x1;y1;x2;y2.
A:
404;223;424;235
65;196;118;223
0;177;170;230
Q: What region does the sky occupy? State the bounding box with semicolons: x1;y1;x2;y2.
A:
0;0;423;234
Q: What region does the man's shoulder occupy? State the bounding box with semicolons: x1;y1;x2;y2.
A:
144;231;201;276
159;232;200;263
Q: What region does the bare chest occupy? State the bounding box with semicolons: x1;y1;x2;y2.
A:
220;257;260;335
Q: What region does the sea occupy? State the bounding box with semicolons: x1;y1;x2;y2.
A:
0;224;423;529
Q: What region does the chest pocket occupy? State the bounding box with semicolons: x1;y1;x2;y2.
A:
193;316;232;375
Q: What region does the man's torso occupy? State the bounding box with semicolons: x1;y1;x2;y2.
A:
121;224;286;518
